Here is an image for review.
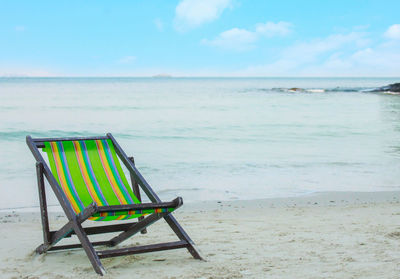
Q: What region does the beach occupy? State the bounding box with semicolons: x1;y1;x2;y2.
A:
1;191;399;279
2;0;400;277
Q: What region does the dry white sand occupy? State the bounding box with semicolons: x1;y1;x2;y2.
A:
1;191;400;279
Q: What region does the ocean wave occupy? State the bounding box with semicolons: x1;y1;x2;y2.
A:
247;87;376;93
0;130;130;141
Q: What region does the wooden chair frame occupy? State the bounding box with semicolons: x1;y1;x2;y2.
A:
26;133;203;276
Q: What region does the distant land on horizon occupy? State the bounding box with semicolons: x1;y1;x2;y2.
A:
1;75;400;79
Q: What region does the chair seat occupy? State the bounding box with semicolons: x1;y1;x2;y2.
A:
42;139;160;221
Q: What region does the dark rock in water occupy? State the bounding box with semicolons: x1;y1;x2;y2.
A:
371;83;400;93
288;87;303;92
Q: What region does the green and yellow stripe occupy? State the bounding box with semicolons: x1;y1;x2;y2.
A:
44;139;175;221
49;141;84;213
95;139;133;205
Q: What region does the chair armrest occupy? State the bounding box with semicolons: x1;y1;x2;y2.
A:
76;202;98;223
96;197;183;213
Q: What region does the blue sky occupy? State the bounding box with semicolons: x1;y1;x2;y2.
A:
1;0;400;77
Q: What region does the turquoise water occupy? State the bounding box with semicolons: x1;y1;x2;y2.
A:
0;77;400;209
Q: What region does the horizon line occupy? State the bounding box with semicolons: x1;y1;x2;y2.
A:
1;76;400;79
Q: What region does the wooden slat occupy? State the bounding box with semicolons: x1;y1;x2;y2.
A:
50;222;138;238
36;162;51;244
33;135;109;148
48;241;111;251
97;240;189;259
97;197;182;213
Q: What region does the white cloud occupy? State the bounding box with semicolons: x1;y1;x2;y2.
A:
384;24;400;40
117;56;136;64
154;18;163;31
174;0;232;31
255;21;292;37
203;21;292;51
202;28;258;51
279;32;369;65
238;29;400;77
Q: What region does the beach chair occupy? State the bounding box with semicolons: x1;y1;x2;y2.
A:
26;133;202;275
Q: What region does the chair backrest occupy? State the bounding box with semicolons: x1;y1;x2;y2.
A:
43;139;140;215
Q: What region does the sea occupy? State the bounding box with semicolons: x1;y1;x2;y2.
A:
0;77;399;209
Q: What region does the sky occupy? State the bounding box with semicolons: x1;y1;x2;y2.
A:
1;0;400;77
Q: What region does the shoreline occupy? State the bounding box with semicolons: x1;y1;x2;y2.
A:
1;191;400;278
184;190;400;210
1;190;399;213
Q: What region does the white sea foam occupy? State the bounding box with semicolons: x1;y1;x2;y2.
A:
306;89;325;93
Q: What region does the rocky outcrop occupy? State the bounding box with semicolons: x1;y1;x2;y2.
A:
288;87;303;92
371;83;400;93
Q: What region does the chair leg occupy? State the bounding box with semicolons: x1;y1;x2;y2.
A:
36;162;51;245
72;221;106;276
164;214;204;260
35;211;106;275
35;204;99;254
36;221;74;254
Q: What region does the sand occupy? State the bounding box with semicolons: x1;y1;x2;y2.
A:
1;191;400;279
